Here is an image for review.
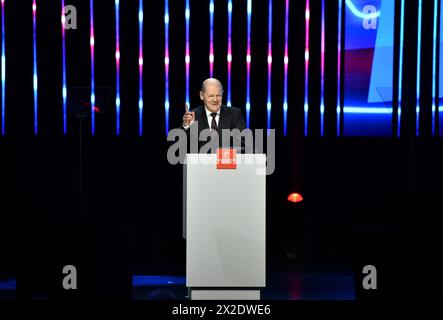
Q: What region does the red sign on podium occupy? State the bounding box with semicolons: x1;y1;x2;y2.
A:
216;148;237;169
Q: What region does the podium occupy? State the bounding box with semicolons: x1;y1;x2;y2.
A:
183;153;266;300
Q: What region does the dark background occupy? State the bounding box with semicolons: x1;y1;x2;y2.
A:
0;0;442;299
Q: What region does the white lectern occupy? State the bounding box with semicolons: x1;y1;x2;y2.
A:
183;153;266;300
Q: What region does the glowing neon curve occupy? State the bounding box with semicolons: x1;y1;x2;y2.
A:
345;0;380;19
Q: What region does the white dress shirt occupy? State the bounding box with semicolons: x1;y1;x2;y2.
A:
204;107;220;130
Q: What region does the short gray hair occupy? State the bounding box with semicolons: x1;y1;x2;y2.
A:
201;78;224;93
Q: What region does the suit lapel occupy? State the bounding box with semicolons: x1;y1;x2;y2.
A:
217;106;229;133
197;107;209;133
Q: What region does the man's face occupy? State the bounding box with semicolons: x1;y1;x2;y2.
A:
200;84;223;113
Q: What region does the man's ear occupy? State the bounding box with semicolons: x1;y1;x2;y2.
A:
199;91;204;101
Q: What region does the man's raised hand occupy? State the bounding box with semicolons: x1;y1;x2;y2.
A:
183;104;195;127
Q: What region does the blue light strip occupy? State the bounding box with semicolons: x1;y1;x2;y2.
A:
165;0;169;135
283;0;289;136
1;0;5;136
436;0;443;137
398;0;405;138
62;0;67;135
138;0;143;136
33;0;38;135
343;107;393;114
185;0;190;107
115;0;120;135
320;0;325;136
90;0;95;135
209;0;214;77
432;0;438;136
337;0;342;136
246;0;252;128
227;0;232;106
416;0;422;136
132;275;186;286
440;0;443;137
267;0;272;134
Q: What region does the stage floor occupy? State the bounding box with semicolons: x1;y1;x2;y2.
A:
0;265;355;300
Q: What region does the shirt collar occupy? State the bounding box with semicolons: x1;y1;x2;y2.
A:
204;106;221;117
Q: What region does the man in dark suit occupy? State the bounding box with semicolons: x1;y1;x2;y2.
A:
182;78;246;152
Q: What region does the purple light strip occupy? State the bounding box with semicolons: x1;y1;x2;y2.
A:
62;1;67;135
227;0;232;106
304;0;310;136
115;0;120;135
90;0;95;135
320;0;325;136
1;0;5;136
185;0;190;106
267;0;272;134
246;0;251;128
209;0;214;77
33;0;38;135
165;0;170;134
138;0;143;136
283;0;289;136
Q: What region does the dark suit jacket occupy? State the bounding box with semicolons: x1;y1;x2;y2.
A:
189;105;246;133
184;105;247;151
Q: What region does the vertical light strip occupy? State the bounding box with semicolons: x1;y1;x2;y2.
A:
304;0;310;136
90;0;95;135
337;0;342;136
33;0;38;135
1;0;5;136
440;0;443;118
115;0;120;135
227;0;232;106
138;0;143;136
283;0;289;136
185;0;190;107
398;0;405;137
246;0;252;128
61;1;67;135
320;0;325;136
432;0;438;136
416;0;422;136
209;0;214;77
267;0;272;134
165;0;170;135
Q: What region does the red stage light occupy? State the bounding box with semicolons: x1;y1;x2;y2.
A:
287;193;303;203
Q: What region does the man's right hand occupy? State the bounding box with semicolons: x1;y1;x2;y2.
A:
182;104;195;128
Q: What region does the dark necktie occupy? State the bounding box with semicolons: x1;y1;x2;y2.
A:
210;113;218;131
